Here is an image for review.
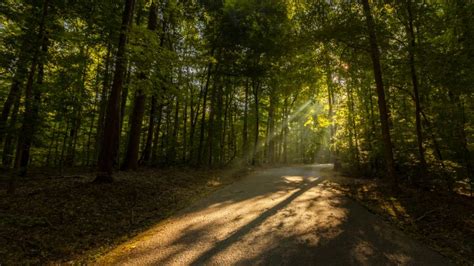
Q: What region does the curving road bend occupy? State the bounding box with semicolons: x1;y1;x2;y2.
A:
99;164;450;265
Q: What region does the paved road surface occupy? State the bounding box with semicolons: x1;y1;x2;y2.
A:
99;165;450;265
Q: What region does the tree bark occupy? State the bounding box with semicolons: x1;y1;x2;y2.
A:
122;89;146;170
242;78;249;162
141;96;156;164
96;0;136;182
266;87;276;164
197;63;213;165
325;55;335;164
252;79;260;165
405;0;427;176
151;104;163;164
2;94;20;167
361;0;396;184
95;42;112;162
14;0;50;176
0;59;26;143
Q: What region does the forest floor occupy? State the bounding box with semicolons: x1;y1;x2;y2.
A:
0;164;472;264
327;173;474;265
0;166;249;264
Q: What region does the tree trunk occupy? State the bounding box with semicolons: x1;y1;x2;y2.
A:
182;96;188;162
95;43;112;162
361;0;396;184
242;78;249;163
197;63;212;165
0;60;25;143
151;104;163;164
96;0;136;182
266;87;276;164
405;0;427;177
168;98;179;164
14;0;50;176
122;89;146;170
252;79;260;165
65;113;80;167
119;66;131;136
141;96;156;164
283;97;289;164
325;56;335;164
2;94;20;167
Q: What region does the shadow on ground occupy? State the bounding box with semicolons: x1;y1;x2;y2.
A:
101;165;449;265
0;168;234;264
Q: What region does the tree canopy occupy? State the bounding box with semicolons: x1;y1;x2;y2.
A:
0;0;472;191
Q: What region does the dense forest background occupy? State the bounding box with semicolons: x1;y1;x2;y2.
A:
0;0;472;192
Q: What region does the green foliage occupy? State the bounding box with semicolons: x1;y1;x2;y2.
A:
0;0;471;191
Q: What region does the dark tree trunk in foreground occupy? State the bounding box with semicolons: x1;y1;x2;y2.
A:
361;0;396;184
14;0;49;176
123;1;158;170
96;0;135;182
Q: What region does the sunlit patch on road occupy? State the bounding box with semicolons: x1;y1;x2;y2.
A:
99;165;448;265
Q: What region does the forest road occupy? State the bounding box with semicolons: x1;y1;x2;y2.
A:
98;164;450;265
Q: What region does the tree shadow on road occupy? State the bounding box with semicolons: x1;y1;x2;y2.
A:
104;165;449;265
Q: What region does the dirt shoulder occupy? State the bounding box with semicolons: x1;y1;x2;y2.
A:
0;167;246;264
324;170;474;265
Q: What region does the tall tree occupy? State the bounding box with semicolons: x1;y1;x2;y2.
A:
14;0;50;176
361;0;396;184
96;0;136;182
122;1;158;171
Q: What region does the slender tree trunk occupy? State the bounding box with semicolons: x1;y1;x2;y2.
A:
96;0;136;182
283;97;289;164
182;97;188;162
45;122;58;167
141;96;156;164
198;63;212;165
59;120;70;175
362;0;396;184
122;1;158;170
188;69;205;163
252;80;260;165
221;86;231;164
151;104;163;164
242;78;249;162
347;84;360;168
215;84;223;165
0;63;25;143
85;106;96;166
122;89;146;170
65;113;80;167
267;87;276;164
119;66;131;135
14;0;50;176
406;0;427;177
168;98;179;164
95;43;112;162
2;94;20;167
325;54;335;164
